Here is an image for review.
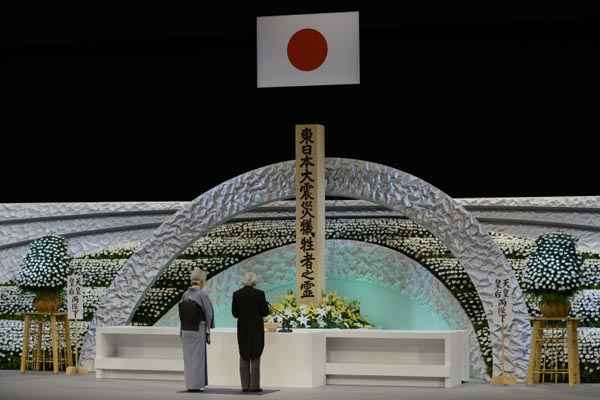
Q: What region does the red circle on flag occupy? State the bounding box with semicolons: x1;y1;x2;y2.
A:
287;28;328;71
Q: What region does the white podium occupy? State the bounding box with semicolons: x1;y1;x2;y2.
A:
95;327;468;388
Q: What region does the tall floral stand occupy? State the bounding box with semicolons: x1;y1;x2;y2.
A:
527;317;580;386
20;312;73;374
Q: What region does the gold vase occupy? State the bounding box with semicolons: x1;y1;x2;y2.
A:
33;291;61;313
541;300;569;318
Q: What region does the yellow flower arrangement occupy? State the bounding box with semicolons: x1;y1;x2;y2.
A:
266;291;371;329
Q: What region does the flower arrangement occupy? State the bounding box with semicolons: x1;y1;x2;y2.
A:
581;260;600;289
80;287;107;320
579;328;600;379
522;232;584;316
14;235;70;313
15;235;70;290
80;245;137;260
0;287;35;316
570;290;600;328
266;292;371;329
70;259;124;287
490;232;536;259
387;238;451;259
133;288;185;323
154;258;238;287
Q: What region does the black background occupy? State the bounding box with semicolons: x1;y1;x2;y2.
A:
2;5;599;202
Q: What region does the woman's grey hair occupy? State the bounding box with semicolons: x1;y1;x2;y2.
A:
190;268;206;285
242;272;257;287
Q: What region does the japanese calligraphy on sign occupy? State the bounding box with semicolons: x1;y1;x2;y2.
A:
295;124;325;304
67;274;84;320
494;278;512;323
490;277;518;384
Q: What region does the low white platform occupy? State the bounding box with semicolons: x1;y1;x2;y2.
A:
95;327;468;388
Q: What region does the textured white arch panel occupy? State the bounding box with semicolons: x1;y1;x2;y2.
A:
79;158;529;379
458;196;600;208
0;202;185;220
473;210;600;228
0;215;166;247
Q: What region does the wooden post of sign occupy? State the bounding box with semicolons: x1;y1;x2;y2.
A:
34;320;44;370
20;314;31;373
295;124;326;305
50;314;59;374
567;319;580;386
63;317;73;370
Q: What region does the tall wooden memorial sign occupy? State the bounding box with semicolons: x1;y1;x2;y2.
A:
490;277;517;384
295;124;326;304
66;274;88;375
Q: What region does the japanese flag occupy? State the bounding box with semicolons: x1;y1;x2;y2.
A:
257;11;360;88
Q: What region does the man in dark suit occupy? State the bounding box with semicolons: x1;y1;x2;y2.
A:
232;272;270;393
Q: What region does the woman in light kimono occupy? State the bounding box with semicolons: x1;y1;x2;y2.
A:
179;268;215;392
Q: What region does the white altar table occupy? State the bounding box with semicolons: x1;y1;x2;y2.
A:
95;327;468;388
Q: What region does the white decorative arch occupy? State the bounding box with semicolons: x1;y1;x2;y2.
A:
80;158;530;379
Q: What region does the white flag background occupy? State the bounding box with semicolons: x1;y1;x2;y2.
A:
257;11;360;88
